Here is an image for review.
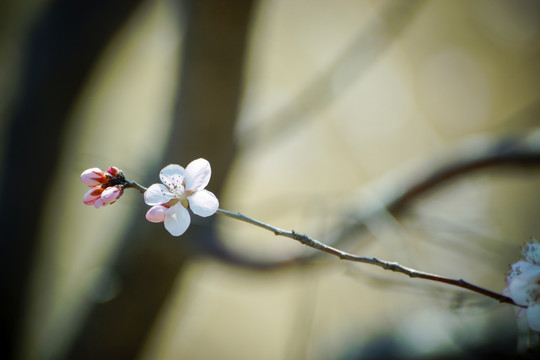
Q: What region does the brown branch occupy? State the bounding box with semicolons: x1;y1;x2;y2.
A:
216;209;522;307
124;181;147;194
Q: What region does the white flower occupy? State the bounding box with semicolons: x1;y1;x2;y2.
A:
144;158;219;236
504;239;540;332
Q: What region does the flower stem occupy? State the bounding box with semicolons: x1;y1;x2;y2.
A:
124;181;147;194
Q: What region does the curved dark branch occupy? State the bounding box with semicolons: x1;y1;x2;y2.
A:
211;129;540;269
237;0;426;150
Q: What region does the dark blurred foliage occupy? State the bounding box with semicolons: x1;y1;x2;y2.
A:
0;0;254;359
0;1;146;359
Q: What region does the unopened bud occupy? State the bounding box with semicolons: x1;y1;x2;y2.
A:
107;166;121;176
100;185;123;206
83;186;104;206
81;168;109;186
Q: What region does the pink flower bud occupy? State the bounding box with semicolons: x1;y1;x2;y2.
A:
93;198;104;209
107;166;121;176
83;186;104;205
81;168;109;186
146;205;168;223
100;186;123;206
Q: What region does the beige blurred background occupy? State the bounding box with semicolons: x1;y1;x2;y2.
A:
2;0;540;359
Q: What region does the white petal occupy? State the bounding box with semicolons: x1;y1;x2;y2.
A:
526;303;540;332
164;204;191;236
184;158;211;191
523;240;540;265
509;280;532;306
160;164;185;190
144;184;174;205
508;264;540;305
189;190;219;217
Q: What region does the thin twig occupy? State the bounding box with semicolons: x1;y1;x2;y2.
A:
215;209;521;307
124;168;523;307
124;181;147;194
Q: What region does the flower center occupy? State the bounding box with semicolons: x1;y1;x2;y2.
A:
178;192;190;208
172;187;187;202
167;182;195;208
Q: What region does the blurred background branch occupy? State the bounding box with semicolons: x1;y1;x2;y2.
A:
211;128;540;269
236;0;426;150
0;1;145;359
